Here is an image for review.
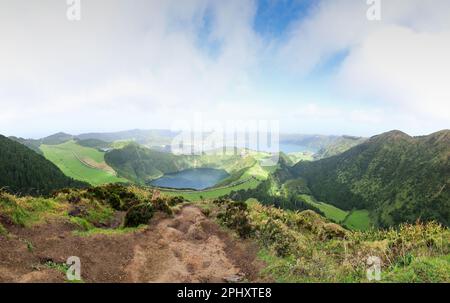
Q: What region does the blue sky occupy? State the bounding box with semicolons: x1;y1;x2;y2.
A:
254;0;314;37
0;0;449;138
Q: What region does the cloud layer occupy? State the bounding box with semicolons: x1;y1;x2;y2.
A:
0;0;449;137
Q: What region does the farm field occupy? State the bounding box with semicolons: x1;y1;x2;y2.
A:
40;140;128;186
299;194;372;230
343;210;372;231
299;194;348;223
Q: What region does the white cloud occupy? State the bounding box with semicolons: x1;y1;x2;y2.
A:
0;0;261;137
0;0;448;138
277;0;450;130
337;25;450;120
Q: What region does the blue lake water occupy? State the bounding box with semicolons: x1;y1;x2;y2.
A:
150;168;229;190
228;143;318;154
278;143;318;154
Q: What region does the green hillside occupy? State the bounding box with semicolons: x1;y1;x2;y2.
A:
280;134;341;151
40;132;73;145
0;135;87;195
40;140;127;186
291;130;450;227
75;138;111;150
104;143;264;184
314;135;366;159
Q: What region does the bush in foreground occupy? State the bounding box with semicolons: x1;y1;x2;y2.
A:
124;203;155;227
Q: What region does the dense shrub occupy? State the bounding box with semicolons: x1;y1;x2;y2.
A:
167;196;184;206
53;185;179;229
124;203;154;227
258;218;300;257
215;199;253;238
152;198;173;215
86;184;140;210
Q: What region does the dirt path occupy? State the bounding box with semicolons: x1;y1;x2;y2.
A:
0;206;263;283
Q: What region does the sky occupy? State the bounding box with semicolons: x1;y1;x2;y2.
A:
0;0;449;138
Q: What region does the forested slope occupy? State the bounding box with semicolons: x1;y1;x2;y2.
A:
0;135;87;195
291;130;450;227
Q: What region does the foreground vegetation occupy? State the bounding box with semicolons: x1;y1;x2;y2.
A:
212;198;450;282
0;185;183;235
1;184;448;283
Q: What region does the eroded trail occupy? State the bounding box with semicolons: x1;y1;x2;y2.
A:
0;206;262;282
126;206;261;282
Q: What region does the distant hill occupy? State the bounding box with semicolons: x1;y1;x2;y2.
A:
41;132;74;145
314;135;366;159
9;132;74;154
0;135;87;195
10;130;177;153
290;130;450;227
12;130;366;160
75;138;111;150
280;134;366;156
280;134;341;151
8;136;43;155
77;129;179;146
104;143;186;182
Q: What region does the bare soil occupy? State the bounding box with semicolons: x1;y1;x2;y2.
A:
0;206;263;283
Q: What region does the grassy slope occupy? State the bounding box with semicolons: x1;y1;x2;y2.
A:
299;194;372;231
229;200;449;283
41;141;127;186
344;210;371;231
0;185;148;233
299;194;348;223
0;192;68;227
287;152;314;164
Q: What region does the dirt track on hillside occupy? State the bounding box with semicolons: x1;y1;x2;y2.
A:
0;206;263;283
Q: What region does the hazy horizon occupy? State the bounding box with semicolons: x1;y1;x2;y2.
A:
4;127;449;141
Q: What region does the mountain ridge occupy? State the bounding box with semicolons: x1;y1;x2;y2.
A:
289;129;450;227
